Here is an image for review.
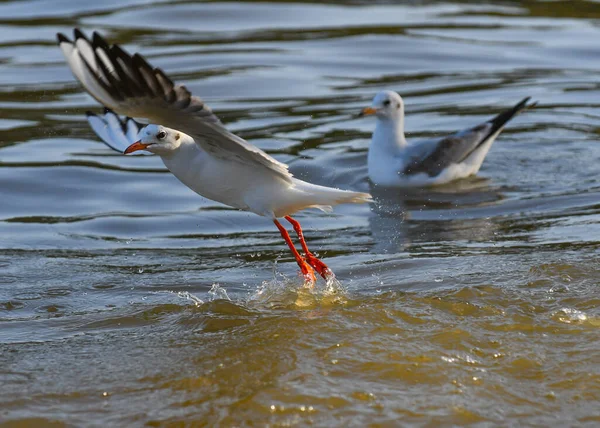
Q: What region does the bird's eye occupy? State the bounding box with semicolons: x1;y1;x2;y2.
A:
157;131;166;140
383;100;391;106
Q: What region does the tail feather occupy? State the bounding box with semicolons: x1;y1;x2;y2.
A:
287;181;372;215
308;183;372;206
487;96;536;136
310;190;373;212
310;188;373;213
333;190;373;205
461;96;536;159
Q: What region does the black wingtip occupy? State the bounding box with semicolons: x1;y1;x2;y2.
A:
104;107;120;117
73;28;93;44
87;108;118;118
488;96;536;131
523;96;538;110
92;31;109;49
132;52;151;69
519;96;539;111
519;96;532;109
56;33;70;44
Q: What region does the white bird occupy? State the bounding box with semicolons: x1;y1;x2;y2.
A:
57;29;372;284
361;91;535;187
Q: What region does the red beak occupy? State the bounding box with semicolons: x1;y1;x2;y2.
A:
124;141;150;154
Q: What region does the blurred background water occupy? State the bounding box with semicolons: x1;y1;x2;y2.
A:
1;0;600;425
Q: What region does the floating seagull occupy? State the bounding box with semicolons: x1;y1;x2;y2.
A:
360;91;535;187
57;29;372;284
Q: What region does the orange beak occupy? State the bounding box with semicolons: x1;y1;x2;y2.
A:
359;107;378;117
124;141;150;154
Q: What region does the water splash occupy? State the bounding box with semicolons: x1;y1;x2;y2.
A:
176;291;204;306
247;271;349;309
321;275;348;305
248;276;298;308
160;285;231;308
153;290;205;306
208;284;231;301
554;308;587;324
160;271;347;311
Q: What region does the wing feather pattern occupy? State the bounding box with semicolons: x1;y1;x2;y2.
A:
86;109;152;155
404;97;534;177
58;29;292;181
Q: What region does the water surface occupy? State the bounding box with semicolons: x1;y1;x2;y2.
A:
1;0;600;425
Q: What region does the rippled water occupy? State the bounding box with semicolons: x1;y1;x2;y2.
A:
1;0;600;425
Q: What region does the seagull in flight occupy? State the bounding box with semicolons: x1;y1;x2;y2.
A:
360;91;535;187
57;29;372;285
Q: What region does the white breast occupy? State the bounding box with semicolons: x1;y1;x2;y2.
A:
367;121;408;187
160;141;293;216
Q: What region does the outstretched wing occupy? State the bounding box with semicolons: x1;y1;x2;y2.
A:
57;29;292;181
86;108;153;155
404;97;534;177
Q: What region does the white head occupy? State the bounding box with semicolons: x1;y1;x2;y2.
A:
360;90;404;122
124;124;184;156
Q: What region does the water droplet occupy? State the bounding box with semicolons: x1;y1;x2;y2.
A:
208;284;231;301
177;291;204;306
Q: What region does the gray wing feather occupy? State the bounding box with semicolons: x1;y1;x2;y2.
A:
58;29;291;181
404;97;533;177
404;123;492;177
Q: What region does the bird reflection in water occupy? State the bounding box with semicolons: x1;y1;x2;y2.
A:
367;177;506;254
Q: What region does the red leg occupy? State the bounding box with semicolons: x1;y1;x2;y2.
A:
285;216;334;280
273;219;316;284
